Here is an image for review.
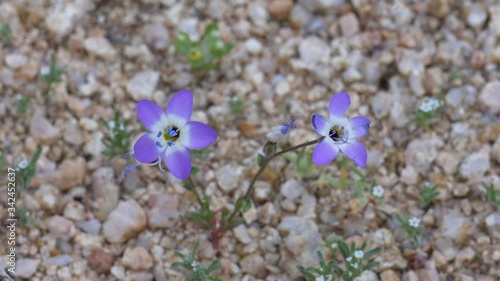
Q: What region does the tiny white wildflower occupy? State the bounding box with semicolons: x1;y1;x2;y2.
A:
326;274;333;281
346;256;352;262
315;276;325;281
419;98;440;113
372;185;385;198
16;159;29;170
352;262;358;269
408;217;420;228
215;40;225;49
191;261;199;269
354;250;364;259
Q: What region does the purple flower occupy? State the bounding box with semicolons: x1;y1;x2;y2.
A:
266;118;297;143
133;89;217;180
311;92;370;167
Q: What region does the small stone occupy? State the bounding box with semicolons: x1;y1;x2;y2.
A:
47;216;77;241
354;270;378;281
249;2;269;25
429;0;451;19
240;254;266;277
381;269;400;281
299;37;330;65
253;181;272;203
489;6;500;36
233;225;252;244
84;37;117;60
216;165;242;193
245;38;263;54
46;0;94;39
92;167;119;221
126;272;154;281
63;202;86;221
452;184;470;198
121;247;154;271
459;150;490;181
258;202;277;225
290;5;312;28
338;13;360;37
103;200;147;243
405;137;440;174
88;249;114;275
5;53;28;70
275;80;290;96
142;22;170;51
126;71;160;101
76;219;101;236
177;18;199;41
267;0;293;20
479;82;500;114
467;4;487;28
147;193;179;230
31;115;61;145
342;67;362;83
51;157;86;191
14;258;40;279
318;0;345;8
441;212;470;244
375;246;407;270
436;151;461;175
446;85;477;108
455;247;475;266
280;179;304;200
485;212;500;239
34;184;59;211
371;92;392;119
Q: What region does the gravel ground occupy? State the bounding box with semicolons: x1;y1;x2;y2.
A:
1;0;499;280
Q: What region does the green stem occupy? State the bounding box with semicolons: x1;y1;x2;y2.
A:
188;176;204;206
225;137;324;224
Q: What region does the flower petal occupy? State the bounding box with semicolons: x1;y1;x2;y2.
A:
166;89;193;127
339;140;367;167
133;133;160;163
312;138;340;166
179;121;218;149
164;144;192;180
312;114;329;136
137;100;167;131
328;91;351;117
350;116;370;138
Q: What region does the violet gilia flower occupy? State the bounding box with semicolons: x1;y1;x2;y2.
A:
133;89;217;180
311;92;370;167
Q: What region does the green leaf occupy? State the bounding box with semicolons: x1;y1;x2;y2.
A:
338;241;350;259
257;153;264;167
235;197;252;213
364;261;380;270
363;247;382;260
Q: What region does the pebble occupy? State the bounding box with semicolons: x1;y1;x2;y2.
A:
233;225;252;244
76;219;101;236
5;53;28;69
50;157;86;191
441;212;469;244
249;2;269;25
121;247;153;270
240;254;266;277
253;181;272;203
375;246;407;270
489;6;500;36
258;202;277;225
267;0;294;20
452;184;470;198
34;184;59;211
280;179;304;200
83;37;117;60
245;38;263;54
47;216;77;241
103;200;146;243
126;71;160;101
88;248;114;275
354;270;378;281
46;0;94;39
484;212;500;239
63;201;86;221
339;13;360;37
146;193;179;230
14;258;40;279
405;137;440;174
436;151;461;175
290;4;312;28
381;269;400;281
278;216;324;276
479;82;500;114
467;4;487;28
31;115;61;145
216;165;242;193
299;37;330;65
92;167;119;221
142;22;170;51
177;18;199;41
459;150;490;181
